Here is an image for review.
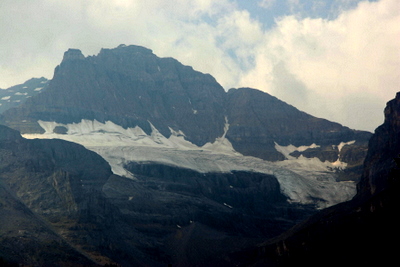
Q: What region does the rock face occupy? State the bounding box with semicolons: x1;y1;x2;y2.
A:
1;45;370;165
229;92;400;267
0;183;97;267
0;125;112;266
356;92;400;198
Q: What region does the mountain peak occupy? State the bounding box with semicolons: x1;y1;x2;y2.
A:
62;48;85;62
99;44;153;57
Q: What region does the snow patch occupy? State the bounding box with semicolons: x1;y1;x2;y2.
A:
1;96;11;100
275;142;349;170
337;140;356;152
331;140;356;168
202;117;240;155
31;119;239;155
274;142;320;160
24;119;239;177
223;203;233;209
23;119;357;208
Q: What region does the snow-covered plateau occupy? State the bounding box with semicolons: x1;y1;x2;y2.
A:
23;119;357;208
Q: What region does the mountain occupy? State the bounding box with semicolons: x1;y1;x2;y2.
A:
229;92;400;266
1;45;370;161
2;45;226;146
0;77;49;114
0;44;377;266
225;87;370;163
0;45;370;204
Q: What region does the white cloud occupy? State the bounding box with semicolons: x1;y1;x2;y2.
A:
0;0;236;88
239;0;400;131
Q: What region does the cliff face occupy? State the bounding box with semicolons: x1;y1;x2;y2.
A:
357;92;400;198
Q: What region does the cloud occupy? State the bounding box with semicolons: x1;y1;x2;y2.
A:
0;0;239;88
238;0;400;131
258;0;276;9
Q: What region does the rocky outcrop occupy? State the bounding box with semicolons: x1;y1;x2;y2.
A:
356;92;400;198
62;48;85;61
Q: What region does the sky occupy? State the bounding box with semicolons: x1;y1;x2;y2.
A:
0;0;399;132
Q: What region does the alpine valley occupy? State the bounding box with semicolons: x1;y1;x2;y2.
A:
1;44;396;266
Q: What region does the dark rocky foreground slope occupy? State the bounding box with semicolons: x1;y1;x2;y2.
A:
227;92;400;267
1;45;370;167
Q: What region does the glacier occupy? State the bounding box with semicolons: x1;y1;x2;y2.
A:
23;119;357;208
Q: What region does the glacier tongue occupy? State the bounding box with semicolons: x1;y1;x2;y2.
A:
23;119;356;208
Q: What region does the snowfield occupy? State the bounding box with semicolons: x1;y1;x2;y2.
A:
23;119;357;208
